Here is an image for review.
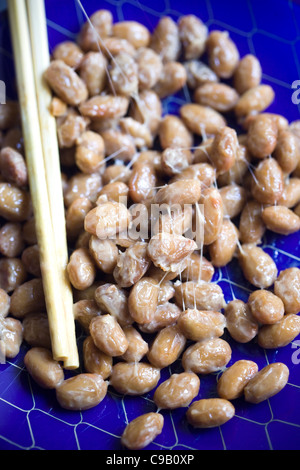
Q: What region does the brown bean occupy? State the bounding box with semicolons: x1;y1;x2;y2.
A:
0;258;27;293
121;413;164;450
174;280;225;311
248;289;284;325
200;187;224;245
24;347;64;389
119;117;153;149
184;60;219;89
64;172;102;207
247;114;278;159
128;277;159;324
129;89;162;136
150;16;180;63
128;162;156;204
209;127;238;175
235;85;275;120
153;61;187;99
22;312;51;349
56;373;108;410
194;83;239;113
66;197;93;241
154;179;201;207
154;372;200;409
262;205;300;235
147;233;197;273
79;95;129;119
217;360;259;400
101;128;136;162
79;52;108;97
73;299;101;333
238;244;278;289
251;157;284;205
110;361;161;395
178;308;226;341
0;222;24;257
78;9;113;51
182;338;232;374
100;37;136;58
206;30;239;79
83;336;112;379
75;131;105;174
0;288;10;318
161;146;193;176
274;267;300;314
113;21;150;49
89;314;128;357
273;129;300;174
224;299;259;343
113;241;151;288
244;363;289;404
21;244;41;278
67;247;96;291
1;317;23;358
258;314;300;349
158;114;193;150
180;103;226;136
0;101;19;130
178;14;208;60
94;284;132;328
0;147;28;187
109;52;138;97
10;278;45;318
53;40;84;69
57;112;89;149
0;183;31;222
102;164;132;186
181;253;215;283
88;237;118;274
136;47;163;90
278;178;300;208
121;326;149;363
172;162;216;189
44;60;88;106
84;201;131;239
219;184;247;219
239;200;266;245
186;398;235;428
147;324;186;368
233;54;262;94
217;143;251;186
138;302;182;334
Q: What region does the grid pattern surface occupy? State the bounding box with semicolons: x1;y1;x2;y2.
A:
0;0;300;450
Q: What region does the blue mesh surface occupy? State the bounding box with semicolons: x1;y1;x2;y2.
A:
0;0;300;451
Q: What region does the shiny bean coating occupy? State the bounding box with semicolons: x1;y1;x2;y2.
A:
258;314;300;349
56;373;108;410
177;309;226;341
186;398;235;428
24;347;64;389
89;314;128;357
238;244;278;289
174;281;225;312
128;277;159;324
182;338;232;374
224;299;259;343
154;372;200;409
147;324;186;368
248;289;284;325
110;362;160;395
244;363;289;404
83;336;113;379
217;360;259;400
121;413;164;450
274;267;300;314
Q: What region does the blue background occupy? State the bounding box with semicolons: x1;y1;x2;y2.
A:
0;0;300;451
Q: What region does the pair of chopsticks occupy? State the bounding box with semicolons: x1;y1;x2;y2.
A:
8;0;79;369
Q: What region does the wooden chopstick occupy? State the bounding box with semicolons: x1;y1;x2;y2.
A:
25;0;79;370
8;0;79;369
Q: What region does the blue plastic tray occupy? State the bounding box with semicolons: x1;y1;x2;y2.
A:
0;0;300;451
